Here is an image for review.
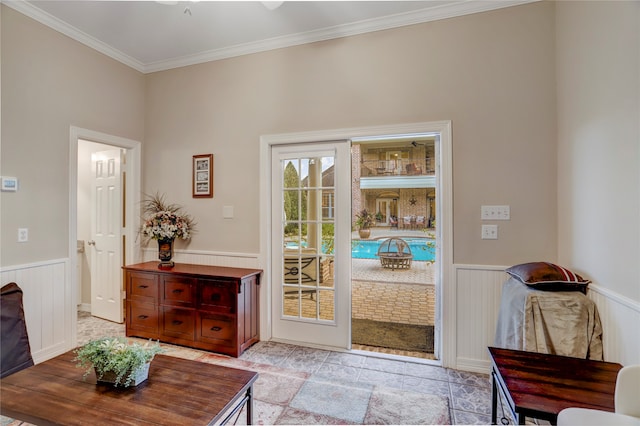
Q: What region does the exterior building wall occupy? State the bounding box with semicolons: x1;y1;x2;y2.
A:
398;188;428;223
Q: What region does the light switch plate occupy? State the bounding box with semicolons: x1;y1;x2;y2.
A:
481;205;510;220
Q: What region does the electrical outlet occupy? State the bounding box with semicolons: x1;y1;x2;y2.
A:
482;224;498;240
18;228;28;242
481;205;510;220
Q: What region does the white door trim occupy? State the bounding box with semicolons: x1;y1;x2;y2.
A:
68;126;142;346
260;121;453;367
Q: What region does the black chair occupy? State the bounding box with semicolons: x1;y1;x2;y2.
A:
1;282;34;378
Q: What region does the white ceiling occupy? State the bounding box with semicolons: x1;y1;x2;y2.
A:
6;0;534;73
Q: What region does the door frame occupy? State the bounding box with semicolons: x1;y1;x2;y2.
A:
259;121;453;366
375;198;394;225
68;126;141;345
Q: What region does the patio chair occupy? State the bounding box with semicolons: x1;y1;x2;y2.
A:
389;216;398;229
415;216;426;228
402;216;412;229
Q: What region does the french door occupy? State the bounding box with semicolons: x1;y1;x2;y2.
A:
270;141;351;349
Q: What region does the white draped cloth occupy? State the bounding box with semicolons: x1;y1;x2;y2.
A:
494;277;603;360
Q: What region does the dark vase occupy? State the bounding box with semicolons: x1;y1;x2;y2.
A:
158;238;175;269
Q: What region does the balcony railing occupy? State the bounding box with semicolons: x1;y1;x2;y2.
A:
360;159;434;177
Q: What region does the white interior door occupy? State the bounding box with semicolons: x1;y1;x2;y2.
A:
271;141;351;349
90;149;123;323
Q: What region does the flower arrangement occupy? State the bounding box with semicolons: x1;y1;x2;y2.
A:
140;193;195;241
355;209;375;230
74;337;163;387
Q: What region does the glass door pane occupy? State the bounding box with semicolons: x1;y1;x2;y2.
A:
281;156;335;322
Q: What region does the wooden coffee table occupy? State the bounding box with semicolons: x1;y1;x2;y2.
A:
1;350;258;425
488;347;622;425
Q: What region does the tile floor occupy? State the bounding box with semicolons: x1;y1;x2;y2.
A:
76;312;496;425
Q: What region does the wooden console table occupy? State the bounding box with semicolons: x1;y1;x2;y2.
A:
489;347;622;425
124;262;262;357
1;350;258;425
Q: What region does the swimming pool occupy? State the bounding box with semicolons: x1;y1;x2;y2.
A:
352;238;435;262
285;237;436;262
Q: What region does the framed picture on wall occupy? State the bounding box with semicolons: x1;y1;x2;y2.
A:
192;154;213;198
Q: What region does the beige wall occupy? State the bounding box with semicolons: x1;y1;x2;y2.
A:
556;1;640;303
1;6;145;266
2;1;558;268
145;1;558;263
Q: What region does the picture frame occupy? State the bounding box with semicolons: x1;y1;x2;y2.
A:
192;154;213;198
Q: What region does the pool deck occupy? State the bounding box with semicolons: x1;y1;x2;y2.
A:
352;226;434;241
351;226;435;284
350;227;437;359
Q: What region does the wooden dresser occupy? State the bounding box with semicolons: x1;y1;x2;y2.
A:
123;261;262;357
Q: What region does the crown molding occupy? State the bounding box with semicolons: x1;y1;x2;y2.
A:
3;0;147;73
5;0;538;74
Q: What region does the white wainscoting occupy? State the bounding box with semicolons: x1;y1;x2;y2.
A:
454;264;508;373
453;264;640;374
141;248;261;269
1;259;74;364
587;285;640;366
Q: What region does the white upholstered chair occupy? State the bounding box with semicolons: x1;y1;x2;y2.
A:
557;365;640;426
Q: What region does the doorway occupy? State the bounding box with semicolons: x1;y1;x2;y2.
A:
351;135;440;361
69;127;141;329
259;121;452;365
375;198;396;225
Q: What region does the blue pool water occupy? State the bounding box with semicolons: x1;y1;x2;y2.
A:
285;238;436;262
352;238;435;261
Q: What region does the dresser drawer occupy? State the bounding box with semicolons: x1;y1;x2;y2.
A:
127;301;159;334
161;307;195;339
199;279;235;313
197;313;235;348
127;272;159;303
161;276;196;307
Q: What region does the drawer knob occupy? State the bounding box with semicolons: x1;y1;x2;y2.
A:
139;285;149;289
172;320;183;326
172;289;183;294
211;294;221;302
138;315;148;319
210;326;222;332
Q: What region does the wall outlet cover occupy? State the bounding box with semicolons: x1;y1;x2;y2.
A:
481;224;498;240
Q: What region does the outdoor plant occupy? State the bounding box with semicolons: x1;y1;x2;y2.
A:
74;337;163;387
140;192;196;242
355;209;375;230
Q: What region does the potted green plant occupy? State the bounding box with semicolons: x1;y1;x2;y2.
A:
355;209;375;239
74;337;163;387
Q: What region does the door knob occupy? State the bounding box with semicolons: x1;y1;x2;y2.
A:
87;240;96;246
